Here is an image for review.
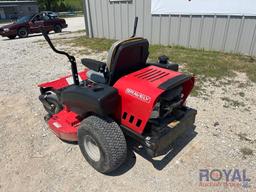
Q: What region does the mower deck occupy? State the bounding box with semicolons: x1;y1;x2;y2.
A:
47;109;80;141
47;106;197;157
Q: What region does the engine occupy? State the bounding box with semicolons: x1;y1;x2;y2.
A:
150;85;184;120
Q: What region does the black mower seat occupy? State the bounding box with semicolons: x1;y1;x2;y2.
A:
107;37;149;85
81;37;149;85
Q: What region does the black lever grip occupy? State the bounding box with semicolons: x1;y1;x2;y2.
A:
131;16;138;37
40;27;80;85
41;27;72;59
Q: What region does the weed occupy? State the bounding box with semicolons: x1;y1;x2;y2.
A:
221;97;245;108
240;147;253;158
238;92;245;97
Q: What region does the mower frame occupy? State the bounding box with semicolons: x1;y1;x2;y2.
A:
38;18;197;173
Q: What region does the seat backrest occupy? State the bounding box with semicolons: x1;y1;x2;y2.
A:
107;37;149;85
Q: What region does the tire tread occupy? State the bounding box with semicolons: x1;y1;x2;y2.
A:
78;116;127;173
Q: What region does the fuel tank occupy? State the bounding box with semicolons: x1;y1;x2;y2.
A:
113;65;195;134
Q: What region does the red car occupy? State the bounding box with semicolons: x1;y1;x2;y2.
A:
0;13;68;39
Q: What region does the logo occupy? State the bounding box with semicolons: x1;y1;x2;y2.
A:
199;169;251;188
53;122;62;129
125;88;151;103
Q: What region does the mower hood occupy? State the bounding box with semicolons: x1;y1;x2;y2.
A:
113;65;195;133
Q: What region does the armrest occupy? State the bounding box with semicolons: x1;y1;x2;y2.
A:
81;58;106;72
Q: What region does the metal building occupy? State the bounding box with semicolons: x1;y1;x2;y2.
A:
0;1;38;20
83;0;256;56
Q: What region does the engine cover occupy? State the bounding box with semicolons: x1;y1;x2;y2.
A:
113;65;194;134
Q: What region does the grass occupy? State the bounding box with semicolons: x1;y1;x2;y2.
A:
68;36;115;52
237;133;253;143
240;147;253;159
59;11;84;18
238;92;245;97
149;45;256;82
221;97;245;108
0;19;12;24
63;0;83;11
67;36;256;84
75;29;86;33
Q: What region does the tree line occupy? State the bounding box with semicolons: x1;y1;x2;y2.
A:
37;0;83;12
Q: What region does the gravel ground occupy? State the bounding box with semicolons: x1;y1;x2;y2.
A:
0;17;256;192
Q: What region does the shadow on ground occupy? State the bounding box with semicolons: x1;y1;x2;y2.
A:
57;127;197;176
130;128;197;171
109;127;197;176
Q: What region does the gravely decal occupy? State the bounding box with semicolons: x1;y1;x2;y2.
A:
125;88;151;103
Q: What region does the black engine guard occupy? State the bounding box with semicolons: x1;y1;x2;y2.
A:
121;108;197;157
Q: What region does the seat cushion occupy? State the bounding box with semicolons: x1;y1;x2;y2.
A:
86;70;106;84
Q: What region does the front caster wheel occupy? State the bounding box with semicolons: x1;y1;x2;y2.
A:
42;92;63;115
78;116;127;174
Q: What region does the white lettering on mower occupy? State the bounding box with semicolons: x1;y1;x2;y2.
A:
125;88;151;103
53;122;62;129
66;75;82;85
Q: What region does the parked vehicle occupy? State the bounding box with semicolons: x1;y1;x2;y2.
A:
38;17;197;174
41;11;59;18
0;13;67;39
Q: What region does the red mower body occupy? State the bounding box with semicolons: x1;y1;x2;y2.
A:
38;71;88;141
38;66;195;141
39;70;88;90
38;17;197;173
113;65;194;134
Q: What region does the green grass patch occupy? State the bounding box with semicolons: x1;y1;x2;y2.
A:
221;97;245;108
66;36;256;84
149;45;256;82
68;36;115;52
63;0;83;11
59;11;84;18
0;19;12;24
237;133;253;143
238;92;245;97
240;147;254;159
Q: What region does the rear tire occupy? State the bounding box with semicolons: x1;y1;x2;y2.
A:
78;116;127;174
17;27;28;38
54;24;62;33
8;35;16;39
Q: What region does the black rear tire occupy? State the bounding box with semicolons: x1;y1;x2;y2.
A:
8;35;16;39
54;24;62;33
78;116;127;174
17;27;28;38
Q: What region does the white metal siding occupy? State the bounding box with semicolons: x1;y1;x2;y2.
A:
84;0;256;56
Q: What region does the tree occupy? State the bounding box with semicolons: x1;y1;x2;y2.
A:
58;2;66;12
37;0;61;11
